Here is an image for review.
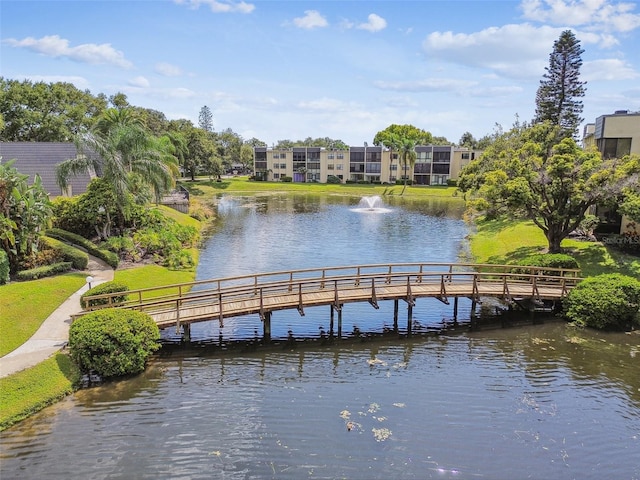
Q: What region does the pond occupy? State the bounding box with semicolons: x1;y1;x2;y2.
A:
1;194;638;480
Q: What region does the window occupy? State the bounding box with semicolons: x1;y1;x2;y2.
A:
461;153;470;160
432;163;450;174
336;164;343;170
366;163;381;173
327;164;334;170
273;173;280;179
337;153;344;159
390;164;398;171
280;163;287;169
602;138;632;158
328;153;334;159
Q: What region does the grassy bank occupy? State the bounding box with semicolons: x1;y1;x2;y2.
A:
0;206;202;431
0;353;80;430
470;217;639;277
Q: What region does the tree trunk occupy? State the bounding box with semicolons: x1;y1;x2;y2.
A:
546;226;563;254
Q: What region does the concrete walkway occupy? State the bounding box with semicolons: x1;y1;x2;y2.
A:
0;257;114;379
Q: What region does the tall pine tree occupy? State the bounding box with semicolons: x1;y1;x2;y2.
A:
534;30;586;139
198;105;214;132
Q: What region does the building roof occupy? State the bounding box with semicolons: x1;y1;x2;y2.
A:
0;142;93;197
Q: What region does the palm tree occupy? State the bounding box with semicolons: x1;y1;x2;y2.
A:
56;108;177;229
398;138;417;195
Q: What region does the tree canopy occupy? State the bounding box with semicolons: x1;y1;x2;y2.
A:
458;122;638;253
534;30;586;139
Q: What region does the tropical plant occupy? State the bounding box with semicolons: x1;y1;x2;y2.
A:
56;108;177;233
0;159;53;273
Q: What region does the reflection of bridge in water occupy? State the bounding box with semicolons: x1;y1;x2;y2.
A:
80;263;582;341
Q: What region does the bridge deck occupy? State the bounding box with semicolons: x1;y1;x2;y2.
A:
78;262;581;333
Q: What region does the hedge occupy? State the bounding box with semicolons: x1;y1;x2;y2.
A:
564;273;640;330
41;236;89;270
80;281;129;309
46;228;119;268
69;309;160;378
15;262;73;281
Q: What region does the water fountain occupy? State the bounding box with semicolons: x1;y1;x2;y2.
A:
352;195;392;213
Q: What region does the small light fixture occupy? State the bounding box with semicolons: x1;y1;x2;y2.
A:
86;275;94;290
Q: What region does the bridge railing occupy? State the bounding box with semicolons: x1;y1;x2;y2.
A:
78;262;581;314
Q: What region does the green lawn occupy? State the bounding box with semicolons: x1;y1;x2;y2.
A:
180;176;459;198
0;273;86;357
469;217;639;277
0;353;79;431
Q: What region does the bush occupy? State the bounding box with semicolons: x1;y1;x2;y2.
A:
46;228;119;268
280;176;292;182
0;249;9;285
40;236;89;270
69;309;160;378
326;175;342;184
446;179;457;187
564;274;640;330
81;281;130;309
513;253;579;275
15;262;73;281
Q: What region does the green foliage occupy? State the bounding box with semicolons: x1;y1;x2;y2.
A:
69;309;160;378
80;281;129;309
564;274;640;330
40;236;89;270
326;175;342;184
46;228;119;268
281;176;292;182
0;77;106;142
0;249;9;285
534;30;585;139
458;122;638;253
0;158;53;274
517;253;579;272
15;262;73;281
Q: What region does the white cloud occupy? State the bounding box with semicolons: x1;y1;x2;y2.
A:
3;35;132;68
293;10;329;29
582;58;639;80
297;97;356;111
423;24;569;78
128;76;150;88
174;0;255;14
520;0;640;32
357;13;387;33
155;62;183;77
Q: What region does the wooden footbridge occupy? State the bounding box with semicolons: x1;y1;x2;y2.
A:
78;262;581;340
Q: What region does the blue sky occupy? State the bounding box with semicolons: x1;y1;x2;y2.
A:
1;0;639;145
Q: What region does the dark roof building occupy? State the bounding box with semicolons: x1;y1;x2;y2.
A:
0;142;93;197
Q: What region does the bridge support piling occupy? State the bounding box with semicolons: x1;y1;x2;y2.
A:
182;323;191;344
453;297;459;323
407;304;413;336
393;299;399;332
330;306;334;336
338;307;343;338
263;312;272;342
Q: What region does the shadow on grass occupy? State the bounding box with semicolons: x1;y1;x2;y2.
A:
56;352;82;386
484;246;543;265
476;217;523;236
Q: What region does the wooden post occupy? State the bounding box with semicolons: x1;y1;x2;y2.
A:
407;303;413;336
182;323;191;343
393;299;399;332
453;297;458;323
263;311;272;342
330;306;335;336
337;307;343;338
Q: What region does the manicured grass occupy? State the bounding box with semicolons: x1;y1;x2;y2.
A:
469;217;639;277
180;176;458;198
115;262;198;299
0;353;80;431
0;273;86;357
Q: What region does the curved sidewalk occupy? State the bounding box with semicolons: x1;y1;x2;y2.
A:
0;257;114;379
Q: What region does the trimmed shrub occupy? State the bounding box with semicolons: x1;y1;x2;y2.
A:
15;262;73;281
326;175;342;184
0;249;9;285
41;236;89;270
280;176;292;182
69;309;160;378
564;274;640;330
81;281;130;309
513;253;579;276
46;228;119;268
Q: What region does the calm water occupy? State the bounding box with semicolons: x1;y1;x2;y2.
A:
1;194;639;479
